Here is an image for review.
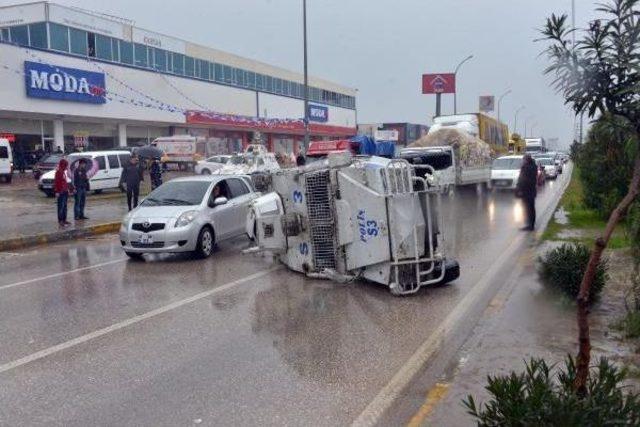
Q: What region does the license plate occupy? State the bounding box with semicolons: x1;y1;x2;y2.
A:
495;180;510;186
138;233;153;244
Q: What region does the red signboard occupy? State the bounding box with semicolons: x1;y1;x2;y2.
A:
422;73;456;94
0;133;15;143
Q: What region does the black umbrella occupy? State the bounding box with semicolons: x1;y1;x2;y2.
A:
134;145;164;159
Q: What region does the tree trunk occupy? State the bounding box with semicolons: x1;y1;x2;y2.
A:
574;152;640;396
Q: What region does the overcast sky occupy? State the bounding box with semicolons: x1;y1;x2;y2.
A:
3;0;602;148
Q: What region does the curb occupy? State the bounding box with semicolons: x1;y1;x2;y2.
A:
0;222;121;252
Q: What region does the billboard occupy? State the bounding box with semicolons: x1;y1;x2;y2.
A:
479;96;495;112
24;61;106;104
374;129;399;141
307;104;328;123
422;73;455;94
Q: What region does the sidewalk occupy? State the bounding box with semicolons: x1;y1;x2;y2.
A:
422;242;639;426
0;171;185;249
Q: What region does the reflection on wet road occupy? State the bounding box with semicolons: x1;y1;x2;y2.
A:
0;171;570;426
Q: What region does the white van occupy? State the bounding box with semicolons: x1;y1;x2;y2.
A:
0;138;13;183
38;150;131;197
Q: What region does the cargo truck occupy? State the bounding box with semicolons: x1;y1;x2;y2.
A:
525;137;546;154
429;113;509;148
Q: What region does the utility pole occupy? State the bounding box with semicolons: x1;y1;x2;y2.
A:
453;54;473;115
435;93;442;117
513;106;525;135
302;0;310;153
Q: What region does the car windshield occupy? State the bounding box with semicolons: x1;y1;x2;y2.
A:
229;155;246;165
141;181;211;206
492;158;522;170
538;158;554;165
42;155;62;164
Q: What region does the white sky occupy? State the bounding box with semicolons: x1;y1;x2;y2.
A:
1;0;602;149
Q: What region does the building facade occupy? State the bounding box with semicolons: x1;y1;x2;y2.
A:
0;2;357;155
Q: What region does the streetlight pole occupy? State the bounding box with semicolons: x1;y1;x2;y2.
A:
530;123;538;138
513;106;525;135
496;89;511;146
524;115;535;139
302;0;310;153
496;89;511;125
453;54;473;115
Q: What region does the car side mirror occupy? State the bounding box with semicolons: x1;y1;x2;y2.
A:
212;196;228;207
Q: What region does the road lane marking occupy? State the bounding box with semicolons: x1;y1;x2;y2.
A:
352;166;573;427
406;383;450;427
0;258;127;292
350;233;526;427
0;266;280;375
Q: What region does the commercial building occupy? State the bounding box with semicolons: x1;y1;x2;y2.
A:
357;123;429;147
0;2;357;155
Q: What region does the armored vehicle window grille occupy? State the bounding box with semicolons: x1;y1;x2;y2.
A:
304;170;337;271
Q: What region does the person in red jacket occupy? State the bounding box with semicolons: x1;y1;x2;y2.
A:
54;158;72;226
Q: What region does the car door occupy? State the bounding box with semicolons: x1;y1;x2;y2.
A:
106;154;121;188
226;177;253;236
91;155;109;190
209;179;236;240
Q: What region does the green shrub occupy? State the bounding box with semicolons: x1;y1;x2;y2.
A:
614;311;640;339
464;357;640;426
539;243;608;302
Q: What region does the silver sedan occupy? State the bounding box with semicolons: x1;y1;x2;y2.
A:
119;175;258;259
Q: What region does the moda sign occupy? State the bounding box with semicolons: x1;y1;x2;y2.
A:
308;104;328;122
24;61;106;104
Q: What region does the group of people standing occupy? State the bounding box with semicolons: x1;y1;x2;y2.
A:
53;155;163;226
53;158;90;226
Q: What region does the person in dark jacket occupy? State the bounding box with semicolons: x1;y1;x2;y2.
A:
517;154;538;231
119;156;143;211
53;158;71;226
73;158;90;220
296;153;306;167
149;158;162;190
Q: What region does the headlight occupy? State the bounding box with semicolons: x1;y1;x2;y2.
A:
175;210;198;228
121;213;133;229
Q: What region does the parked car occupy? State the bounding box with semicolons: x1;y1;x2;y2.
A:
194;155;232;175
0;138;13;183
38;150;131;197
538;157;559;179
489;155;523;190
32;154;63;179
119;175;259;259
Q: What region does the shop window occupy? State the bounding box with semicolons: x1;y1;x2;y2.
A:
208;62;215;81
87;32;96;57
235;68;245;87
214;63;223;82
184;56;195;77
265;76;273;92
28;23;47;48
172;53;184;75
223;65;233;83
134;43;148;67
95;34;112;61
70;28;88;55
10;25;29;46
119;41;133;64
48;23;68;52
199;60;210;80
154;48;167;72
283;80;290;96
247;71;256;89
256;74;264;90
1;28;9;42
274;78;282;94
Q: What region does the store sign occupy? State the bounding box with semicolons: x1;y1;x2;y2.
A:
73;131;89;148
48;3;126;38
0;3;46;27
24;61;106;104
132;28;186;54
374;129;399;141
308;104;328;123
479;95;495;112
422;73;456;94
0;133;16;143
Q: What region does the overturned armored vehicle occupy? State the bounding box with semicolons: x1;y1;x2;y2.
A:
246;153;460;295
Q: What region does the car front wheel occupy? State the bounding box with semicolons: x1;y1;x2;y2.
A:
201;168;211;175
195;226;214;258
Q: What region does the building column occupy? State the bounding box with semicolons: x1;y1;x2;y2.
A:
118;124;127;148
53;119;64;152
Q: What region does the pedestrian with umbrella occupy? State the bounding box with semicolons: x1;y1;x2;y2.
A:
150;157;163;190
119;155;144;211
516;154;538;231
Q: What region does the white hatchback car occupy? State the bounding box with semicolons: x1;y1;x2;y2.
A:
490;155;523;190
119;175;258;259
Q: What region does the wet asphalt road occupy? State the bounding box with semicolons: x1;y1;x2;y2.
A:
0;170;570;426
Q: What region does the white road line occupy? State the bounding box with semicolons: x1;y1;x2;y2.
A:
0;258;127;292
351;167;573;427
0;266;280;375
